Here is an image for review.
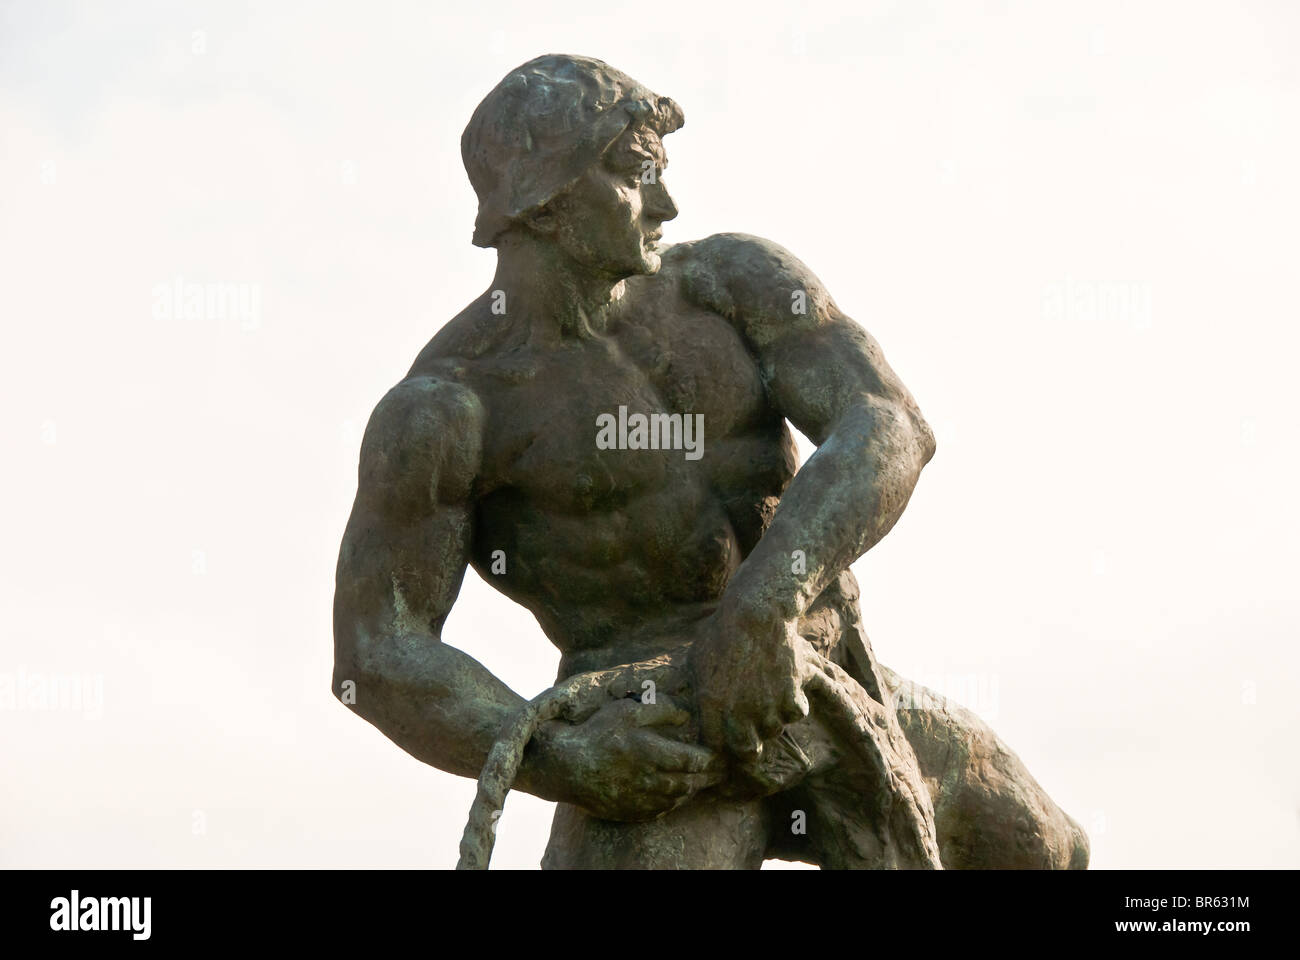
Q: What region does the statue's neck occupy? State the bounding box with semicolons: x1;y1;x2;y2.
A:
490;236;625;344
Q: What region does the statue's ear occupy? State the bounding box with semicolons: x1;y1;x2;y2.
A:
522;204;559;236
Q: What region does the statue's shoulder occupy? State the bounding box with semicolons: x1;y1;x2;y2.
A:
661;233;835;346
360;368;484;503
407;293;510;374
371;371;483;431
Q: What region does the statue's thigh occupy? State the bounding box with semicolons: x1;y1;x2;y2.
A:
541;797;770;869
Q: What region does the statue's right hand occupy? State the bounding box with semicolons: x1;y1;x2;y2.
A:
530;698;724;822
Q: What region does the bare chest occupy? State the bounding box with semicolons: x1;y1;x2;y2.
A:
474;300;769;510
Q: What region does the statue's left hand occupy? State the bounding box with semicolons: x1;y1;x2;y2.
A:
687;599;811;761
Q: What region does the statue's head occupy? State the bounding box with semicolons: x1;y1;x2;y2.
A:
462;54;683;277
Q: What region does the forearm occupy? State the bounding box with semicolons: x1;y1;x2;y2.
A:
722;397;932;629
335;630;529;783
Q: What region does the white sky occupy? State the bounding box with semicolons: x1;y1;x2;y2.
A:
2;0;1297;869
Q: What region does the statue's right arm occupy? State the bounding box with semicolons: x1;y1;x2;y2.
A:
333;376;724;819
332;375;541;788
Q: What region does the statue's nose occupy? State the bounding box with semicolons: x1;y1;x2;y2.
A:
646;181;679;222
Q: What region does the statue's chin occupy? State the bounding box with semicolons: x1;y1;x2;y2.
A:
595;244;662;286
639;243;664;274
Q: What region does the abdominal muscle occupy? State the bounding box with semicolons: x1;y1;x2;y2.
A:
489;484;746;678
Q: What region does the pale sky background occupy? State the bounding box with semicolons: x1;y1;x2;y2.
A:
2;0;1297;869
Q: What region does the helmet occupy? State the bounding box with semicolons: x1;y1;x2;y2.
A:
462;54;684;248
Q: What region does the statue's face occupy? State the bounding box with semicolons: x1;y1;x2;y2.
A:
540;125;678;278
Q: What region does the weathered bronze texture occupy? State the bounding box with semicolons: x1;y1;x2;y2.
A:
333;54;1087;869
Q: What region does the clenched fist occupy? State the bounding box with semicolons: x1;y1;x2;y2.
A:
528;697;724;821
688;598;811;761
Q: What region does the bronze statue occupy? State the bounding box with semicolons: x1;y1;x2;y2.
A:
333;54;1087;869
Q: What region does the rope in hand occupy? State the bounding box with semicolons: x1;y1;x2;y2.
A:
455;649;942;870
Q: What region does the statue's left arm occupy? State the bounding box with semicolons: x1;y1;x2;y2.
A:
679;233;936;759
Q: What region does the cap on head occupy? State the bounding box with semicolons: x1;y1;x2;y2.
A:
462;54;684;248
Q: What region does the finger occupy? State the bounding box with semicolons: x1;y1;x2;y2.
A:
757;707;784;741
780;687;810;725
633;732;722;773
645;772;723;797
697;698;726;750
630;700;692;729
723;715;763;763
